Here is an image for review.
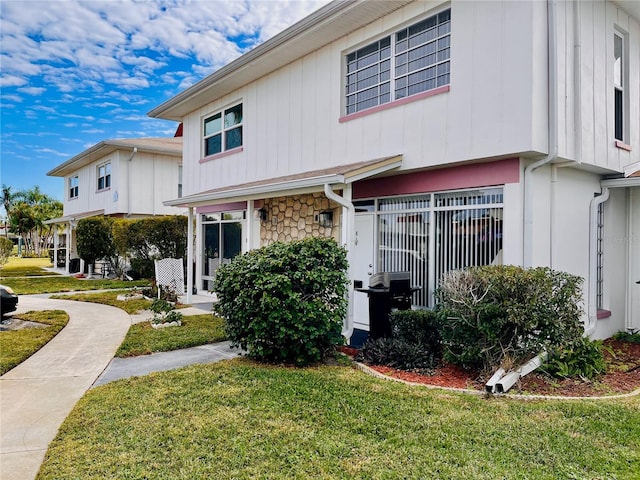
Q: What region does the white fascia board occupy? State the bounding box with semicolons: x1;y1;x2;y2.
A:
164;174;347;207
601;177;640;188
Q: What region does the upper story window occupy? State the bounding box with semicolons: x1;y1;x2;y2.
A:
69;175;78;199
203;103;243;157
97;162;111;190
345;9;450;115
613;31;625;142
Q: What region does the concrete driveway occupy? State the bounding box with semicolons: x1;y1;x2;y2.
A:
0;296;131;480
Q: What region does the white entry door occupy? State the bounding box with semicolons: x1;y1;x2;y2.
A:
352;214;375;331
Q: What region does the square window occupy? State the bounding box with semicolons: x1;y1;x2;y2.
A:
203;103;243;157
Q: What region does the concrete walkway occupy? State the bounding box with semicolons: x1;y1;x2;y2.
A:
0;292;233;480
93;341;240;387
0;296;131;480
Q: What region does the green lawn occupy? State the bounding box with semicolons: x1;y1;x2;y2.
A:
116;314;227;357
51;290;153;314
38;360;640;479
1;276;149;294
0;310;69;375
0;256;57;277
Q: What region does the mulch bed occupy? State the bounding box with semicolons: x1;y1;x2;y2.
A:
343;338;640;397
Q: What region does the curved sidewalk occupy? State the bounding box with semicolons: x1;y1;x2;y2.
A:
0;296;131;480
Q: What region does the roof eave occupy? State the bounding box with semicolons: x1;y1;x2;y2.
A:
163;154;403;208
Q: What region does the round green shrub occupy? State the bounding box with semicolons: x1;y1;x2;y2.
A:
212;237;348;366
436;265;584;372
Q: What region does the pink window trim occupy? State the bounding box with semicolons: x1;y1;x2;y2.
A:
353;158;520;199
339;85;450;124
199;147;244;164
596;309;612;320
615;140;632;152
196;201;250;214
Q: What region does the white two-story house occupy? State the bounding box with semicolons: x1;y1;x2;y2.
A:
46;137;183;274
150;0;639;343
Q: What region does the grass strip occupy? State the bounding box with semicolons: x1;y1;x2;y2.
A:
39;361;640;479
51;290;153;314
0;310;69;375
0;257;57;277
2;277;149;295
116;314;226;357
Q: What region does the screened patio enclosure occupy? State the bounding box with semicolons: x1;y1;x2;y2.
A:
354;187;503;309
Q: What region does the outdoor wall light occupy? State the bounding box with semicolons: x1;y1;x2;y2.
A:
257;208;268;222
318;210;333;228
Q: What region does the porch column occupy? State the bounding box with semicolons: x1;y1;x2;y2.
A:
186;206;193;304
195;212;203;294
65;222;71;274
53;227;59;269
246;200;254;253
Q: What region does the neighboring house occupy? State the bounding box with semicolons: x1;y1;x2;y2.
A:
149;0;639;343
46;137;184;274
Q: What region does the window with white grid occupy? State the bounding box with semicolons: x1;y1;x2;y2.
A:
345;9;450;115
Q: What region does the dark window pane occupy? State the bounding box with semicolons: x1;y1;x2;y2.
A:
224;104;242;128
615;88;623;141
206;134;222;156
397;29;408;41
98;177;104;190
438;9;451;23
105;175;111;189
436;73;450;87
226;126;242;150
380;36;391;48
396;87;407;99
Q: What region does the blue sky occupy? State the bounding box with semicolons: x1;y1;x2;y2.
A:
0;0;328;208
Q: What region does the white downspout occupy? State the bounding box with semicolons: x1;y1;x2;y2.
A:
586;187;610;337
626;188;634;332
186;206;194;304
324;183;354;341
524;0;558;268
126;147;138;217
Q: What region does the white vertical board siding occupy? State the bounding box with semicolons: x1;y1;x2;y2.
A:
573;1;639;170
180;1;547;196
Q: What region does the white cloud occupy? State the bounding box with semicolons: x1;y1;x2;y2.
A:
0;0;327;96
0;74;28;88
36;147;70;157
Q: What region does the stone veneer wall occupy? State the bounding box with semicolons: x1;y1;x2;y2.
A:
260;192;341;244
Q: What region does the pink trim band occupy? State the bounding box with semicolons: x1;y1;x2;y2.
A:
615;140;632;152
339;86;450;124
196;201;250;214
199;147;244;164
353;158;520;199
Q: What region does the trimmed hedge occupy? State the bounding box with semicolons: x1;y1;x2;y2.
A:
212;237;348;366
